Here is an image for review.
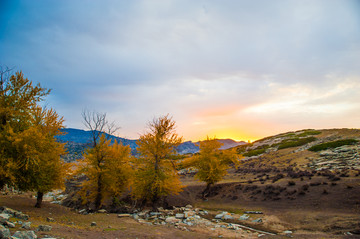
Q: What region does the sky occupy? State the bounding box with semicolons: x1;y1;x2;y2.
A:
1;0;360;141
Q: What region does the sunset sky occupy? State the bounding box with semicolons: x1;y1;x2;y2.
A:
1;0;360;141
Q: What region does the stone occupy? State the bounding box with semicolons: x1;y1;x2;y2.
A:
165;217;180;224
3;221;15;228
46;217;55;222
239;214;249;220
244;211;263;214
97;209;107;213
223;214;233;220
21;222;31;229
37;225;52;232
117;214;131;218
90;222;97;226
14;212;29;221
185;204;193;209
0;225;10;239
175;213;185;219
252;218;262;223
12;231;37;239
0;214;10;221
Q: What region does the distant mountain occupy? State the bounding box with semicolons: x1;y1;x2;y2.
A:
58;128;247;161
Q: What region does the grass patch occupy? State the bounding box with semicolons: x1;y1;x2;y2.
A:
244;148;266;157
297;130;321;137
276;137;317;150
308;139;358;152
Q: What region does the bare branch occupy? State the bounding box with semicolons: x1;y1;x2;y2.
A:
81;109;120;147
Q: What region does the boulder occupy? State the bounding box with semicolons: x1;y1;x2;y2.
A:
37;225;52;232
165;217;180;224
239;214;249;220
175;213;185;219
0;214;10;221
97;209;107;213
12;231;37;239
3;221;15;228
0;225;10;239
21;222;31;230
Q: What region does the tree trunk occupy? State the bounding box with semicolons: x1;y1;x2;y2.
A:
35;191;43;208
95;175;102;210
202;183;212;199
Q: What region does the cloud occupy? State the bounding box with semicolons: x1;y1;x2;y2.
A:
1;0;360;140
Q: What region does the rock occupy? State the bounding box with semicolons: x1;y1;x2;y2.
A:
223;214;233;220
97;209;107;213
37;225;52;232
245;211;263;214
149;212;161;217
175;213;185;219
14;212;29;221
184;211;195;218
46;217;55;222
165;217;180;224
3;221;15;228
21;222;31;229
78;209;87;215
132;214;139;220
252;218;263;223
117;214;131;218
90;222;97;226
12;231;37;239
0;214;10;221
185;205;193;209
0;225;10;239
239;214;249;220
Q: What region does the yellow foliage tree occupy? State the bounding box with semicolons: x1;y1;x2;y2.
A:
11;106;68;208
183;137;239;198
78;135;133;210
0;71;50;188
132;115;183;210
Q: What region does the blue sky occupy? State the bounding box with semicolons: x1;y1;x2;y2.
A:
1;0;360;141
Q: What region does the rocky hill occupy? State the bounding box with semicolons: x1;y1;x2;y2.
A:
234;128;360;171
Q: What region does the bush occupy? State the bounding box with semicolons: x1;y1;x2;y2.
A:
288;180;296;186
308;139;358;152
244;148;266;157
297;130;321;137
277;137;317;150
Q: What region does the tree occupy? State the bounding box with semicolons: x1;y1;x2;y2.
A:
77;135;133;210
78;110;131;210
11;106;68;208
132;115;183;210
183;137;239;198
0;70;51;189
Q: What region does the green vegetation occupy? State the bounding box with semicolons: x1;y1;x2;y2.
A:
308;139;358;152
297;130;321;137
244;148;266;157
277;137;317;150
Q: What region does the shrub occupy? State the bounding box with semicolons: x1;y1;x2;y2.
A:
288;181;296;186
308;139;358;152
277;137;317;150
297;130;321;137
243;148;266;157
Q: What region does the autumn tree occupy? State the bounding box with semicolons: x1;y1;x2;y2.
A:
183;137;239;198
11;106;68;208
0;69;67;207
0;70;50;188
77;135;133;209
78;110;132;210
132;115;183;210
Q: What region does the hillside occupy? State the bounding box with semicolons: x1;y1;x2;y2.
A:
58;128;246;161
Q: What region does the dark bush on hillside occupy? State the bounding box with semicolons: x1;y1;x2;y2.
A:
288;180;296;186
277;137;317;150
272;173;284;183
310;182;321;186
308;139;358;152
